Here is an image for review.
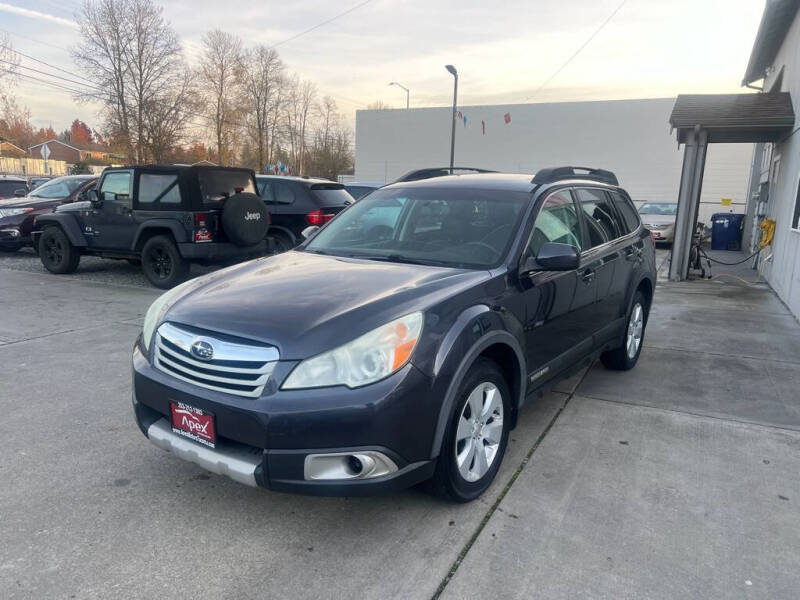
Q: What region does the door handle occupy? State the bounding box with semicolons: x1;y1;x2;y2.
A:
581;269;595;283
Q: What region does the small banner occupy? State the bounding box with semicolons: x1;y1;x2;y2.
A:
504;112;511;124
481;120;486;135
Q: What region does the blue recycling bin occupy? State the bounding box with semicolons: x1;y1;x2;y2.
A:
711;213;745;251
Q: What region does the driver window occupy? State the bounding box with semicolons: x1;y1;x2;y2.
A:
100;171;132;206
525;190;583;259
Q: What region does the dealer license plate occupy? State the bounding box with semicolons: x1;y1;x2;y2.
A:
170;401;216;448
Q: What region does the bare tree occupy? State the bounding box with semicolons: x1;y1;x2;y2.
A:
284;75;317;175
73;0;184;163
198;30;243;166
240;45;284;171
0;32;19;86
367;100;391;110
144;69;197;162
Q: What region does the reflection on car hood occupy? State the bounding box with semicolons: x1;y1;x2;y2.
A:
164;250;488;359
56;200;91;212
640;214;676;226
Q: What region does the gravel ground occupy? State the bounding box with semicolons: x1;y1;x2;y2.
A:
0;247;219;289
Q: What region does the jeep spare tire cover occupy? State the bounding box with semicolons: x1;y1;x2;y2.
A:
221;193;269;246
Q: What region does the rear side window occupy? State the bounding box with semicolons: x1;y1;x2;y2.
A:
256;178;275;201
610;191;640;234
0;181;25;197
576;188;622;248
272;181;295;204
138;173;181;205
198;169;256;208
309;184;352;207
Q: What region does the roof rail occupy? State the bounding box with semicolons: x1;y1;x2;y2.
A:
394;167;497;183
531;166;618;186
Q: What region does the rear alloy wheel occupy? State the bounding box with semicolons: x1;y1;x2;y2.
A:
141;235;188;289
601;290;648;371
428;358;510;502
39;227;80;274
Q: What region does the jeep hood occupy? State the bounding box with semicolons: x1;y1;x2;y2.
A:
163;251;488;359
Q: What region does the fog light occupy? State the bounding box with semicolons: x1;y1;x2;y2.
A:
304;451;398;481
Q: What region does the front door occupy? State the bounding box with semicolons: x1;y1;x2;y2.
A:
520;188;591;385
87;170;135;250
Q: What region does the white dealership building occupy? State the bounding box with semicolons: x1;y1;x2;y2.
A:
355;97;753;224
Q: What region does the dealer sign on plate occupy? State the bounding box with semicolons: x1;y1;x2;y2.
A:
170;401;216;448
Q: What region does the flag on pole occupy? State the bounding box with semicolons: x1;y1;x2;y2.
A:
481;120;486;135
504;112;511;124
463;115;467;127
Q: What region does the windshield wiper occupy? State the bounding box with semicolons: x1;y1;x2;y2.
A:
346;253;449;267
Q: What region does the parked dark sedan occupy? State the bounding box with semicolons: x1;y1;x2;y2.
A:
132;167;655;501
0;175;97;252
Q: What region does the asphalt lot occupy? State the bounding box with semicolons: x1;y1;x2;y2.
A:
2;249;799;599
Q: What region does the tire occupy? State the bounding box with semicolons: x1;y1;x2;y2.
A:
221;193;269;246
141;235;188;289
0;243;21;252
270;230;294;254
428;358;511;503
601;290;648;371
39;227;80;274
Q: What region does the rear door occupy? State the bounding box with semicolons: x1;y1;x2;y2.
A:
575;187;626;345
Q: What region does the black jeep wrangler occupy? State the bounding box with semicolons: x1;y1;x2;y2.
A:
32;165;270;288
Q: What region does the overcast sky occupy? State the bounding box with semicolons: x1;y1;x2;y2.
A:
1;0;765;133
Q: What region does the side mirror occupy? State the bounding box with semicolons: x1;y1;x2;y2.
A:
14;188;26;197
90;189;103;206
526;242;580;272
301;225;320;240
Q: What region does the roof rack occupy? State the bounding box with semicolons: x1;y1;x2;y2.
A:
394;167;496;183
531;166;618;186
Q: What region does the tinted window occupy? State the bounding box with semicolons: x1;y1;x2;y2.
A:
526;189;582;258
139;173;181;205
100;172;132;205
610;191;640;234
306;187;528;269
256;178;275;201
272;181;294;204
197;169;256;208
309;185;352;207
576;188;622;248
0;181;25;197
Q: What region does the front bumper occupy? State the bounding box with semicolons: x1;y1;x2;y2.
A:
132;342;437;495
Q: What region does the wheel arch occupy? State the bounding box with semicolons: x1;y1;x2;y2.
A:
34;214;87;247
132;220;187;251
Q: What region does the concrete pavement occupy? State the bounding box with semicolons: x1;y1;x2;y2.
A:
2;265;799;599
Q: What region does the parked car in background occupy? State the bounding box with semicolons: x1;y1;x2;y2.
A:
0;175;28;201
32;165;270;288
132;166;655;501
0;175;97;252
255;175;352;252
638;202;677;243
344;181;382;200
28;177;53;191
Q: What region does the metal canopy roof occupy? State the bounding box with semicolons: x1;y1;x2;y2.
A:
743;0;800;86
669;93;795;143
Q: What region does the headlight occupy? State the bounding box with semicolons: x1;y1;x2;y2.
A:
0;207;33;218
141;278;202;350
282;312;423;389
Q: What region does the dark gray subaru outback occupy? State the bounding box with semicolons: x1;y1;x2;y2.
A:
132;167;656;502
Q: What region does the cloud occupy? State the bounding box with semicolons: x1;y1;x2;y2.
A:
0;2;77;28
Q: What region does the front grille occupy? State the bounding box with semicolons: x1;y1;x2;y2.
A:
154;322;278;398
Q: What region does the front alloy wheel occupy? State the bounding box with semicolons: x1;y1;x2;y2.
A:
455;382;504;482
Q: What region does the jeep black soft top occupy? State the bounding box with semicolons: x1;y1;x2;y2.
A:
33;164;271;288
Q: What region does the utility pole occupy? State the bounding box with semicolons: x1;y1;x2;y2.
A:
445;65;458;174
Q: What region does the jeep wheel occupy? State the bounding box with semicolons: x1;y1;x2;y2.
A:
39;227;80;274
428;358;511;502
271;230;294;254
141;235;188;289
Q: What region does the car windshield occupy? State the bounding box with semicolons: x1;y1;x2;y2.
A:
304;187;530;269
30;177;89;199
198;169;256;208
639;202;677;215
0;181;25;198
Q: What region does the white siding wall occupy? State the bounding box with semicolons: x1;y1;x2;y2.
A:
761;14;800;320
355;98;753;223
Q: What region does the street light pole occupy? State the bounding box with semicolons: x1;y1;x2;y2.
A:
445;65;458;174
388;82;410;109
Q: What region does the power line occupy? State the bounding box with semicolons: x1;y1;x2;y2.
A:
269;0;378;49
0;57;99;90
528;0;629;97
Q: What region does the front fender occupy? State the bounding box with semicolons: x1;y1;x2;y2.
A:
34;213;88;247
423;306;526;459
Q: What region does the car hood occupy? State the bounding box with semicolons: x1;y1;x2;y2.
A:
0;196;66;209
164;251;489;359
639;214;676;227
